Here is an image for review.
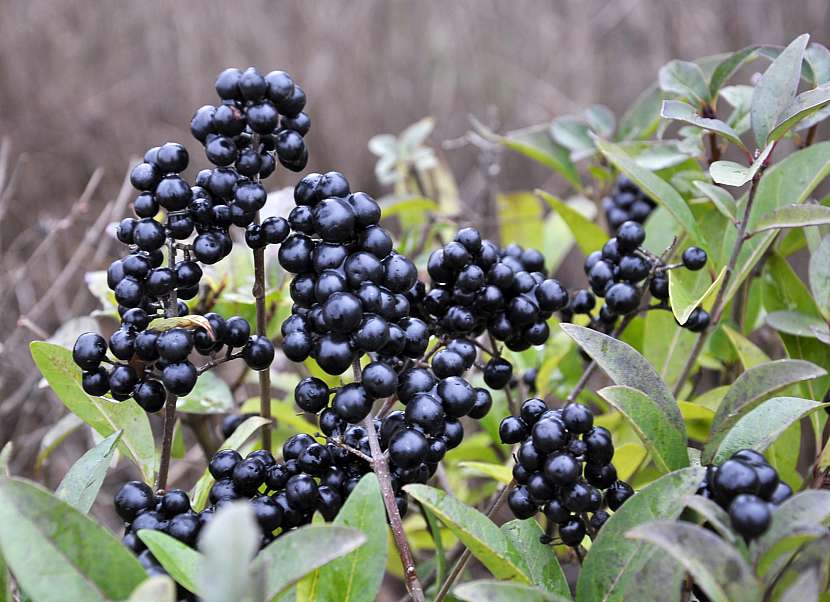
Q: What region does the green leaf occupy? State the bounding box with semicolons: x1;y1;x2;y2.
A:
750;202;830;234
753;490;830;563
473;120;581;191
177;371;233;414
458;461;513;485
703;360;826;463
535;190;607;255
404;484;531;583
771;535;830;600
806;43;830;84
377;196;438;218
128;576;177;602
190;416;270;510
769;83;830;142
0;478;146;602
709;141;773;187
709;46;760;99
659;60;710;106
585;105;615;138
668;265;726;324
497;192;544;252
765;310;830;341
198;502;260;602
560;324;684;433
809;234;830;319
138;530;201;594
500;520;569;596
682;495;739;545
710;396;829;464
550;117;594;160
722;325;770;369
598;386;688;472
595;139;705;245
55;430;121;513
30;341;156;483
643;309;697;389
694;180;737;221
618;83;665;141
626;521;760;602
255;525;367;600
453;580;571;602
309;474;386;602
661;100;747;150
752;34;810;147
576;467;705;602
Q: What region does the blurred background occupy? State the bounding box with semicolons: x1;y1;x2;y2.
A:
0;0;827;514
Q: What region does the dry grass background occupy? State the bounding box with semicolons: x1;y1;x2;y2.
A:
0;0;827;579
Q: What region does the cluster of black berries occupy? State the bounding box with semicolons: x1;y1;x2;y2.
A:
696;449;792;540
569;219;710;333
73;313;272;410
499;399;633;547
279;171;430;375
115;439;351;578
602;175;657;232
191;67;309;174
423;230;569;354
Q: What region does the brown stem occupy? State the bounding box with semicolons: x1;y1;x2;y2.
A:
355;361;425;601
156;236;179;491
433;482;512;602
707;132;721;165
672;168;766;397
252;235;272;451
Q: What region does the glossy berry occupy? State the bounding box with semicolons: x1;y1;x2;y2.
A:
73;332;108;370
389;428;428;469
499;416;528;444
507;486;537;520
242;335;275;370
729;494;771;538
682;247;708;271
616;221;645;252
483;357;513;389
114;481;155;521
294;377;330;414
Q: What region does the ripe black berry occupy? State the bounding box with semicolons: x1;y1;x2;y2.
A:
682;247;708;271
114;481;155;521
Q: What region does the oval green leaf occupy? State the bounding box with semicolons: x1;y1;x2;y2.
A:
0;478;146;602
626;521;760;602
598;385;688;472
661;100;747;151
404;484;531;583
765;310;830;341
808;234;830;319
305;474;387;602
453;580;571;602
710;396;829;464
703;359;826;463
254;525;367;600
752;490;830;563
576;466;705;602
750;203;830;235
138;530;201;594
55;430;121;514
560;324;684;433
751;34;809;147
768;83;830;142
659;60;710;106
535;190;607;255
500;520;569;596
177;371;233;414
30;341;156;483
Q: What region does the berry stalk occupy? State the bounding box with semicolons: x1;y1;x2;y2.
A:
253;218;273;451
156;236;180;492
355;361;425;602
672;166;766;397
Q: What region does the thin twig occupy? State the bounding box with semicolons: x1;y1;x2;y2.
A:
355;360;425;601
156;236;179;492
672;167;767;397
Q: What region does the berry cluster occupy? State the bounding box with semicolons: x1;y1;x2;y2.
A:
72;67;303;409
192;67;309;174
424;231;569;353
279;171;429;375
568;220;710;333
115;439;354;577
696;449;792;540
499;399;633;547
73;311;271;410
602;175;657;231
